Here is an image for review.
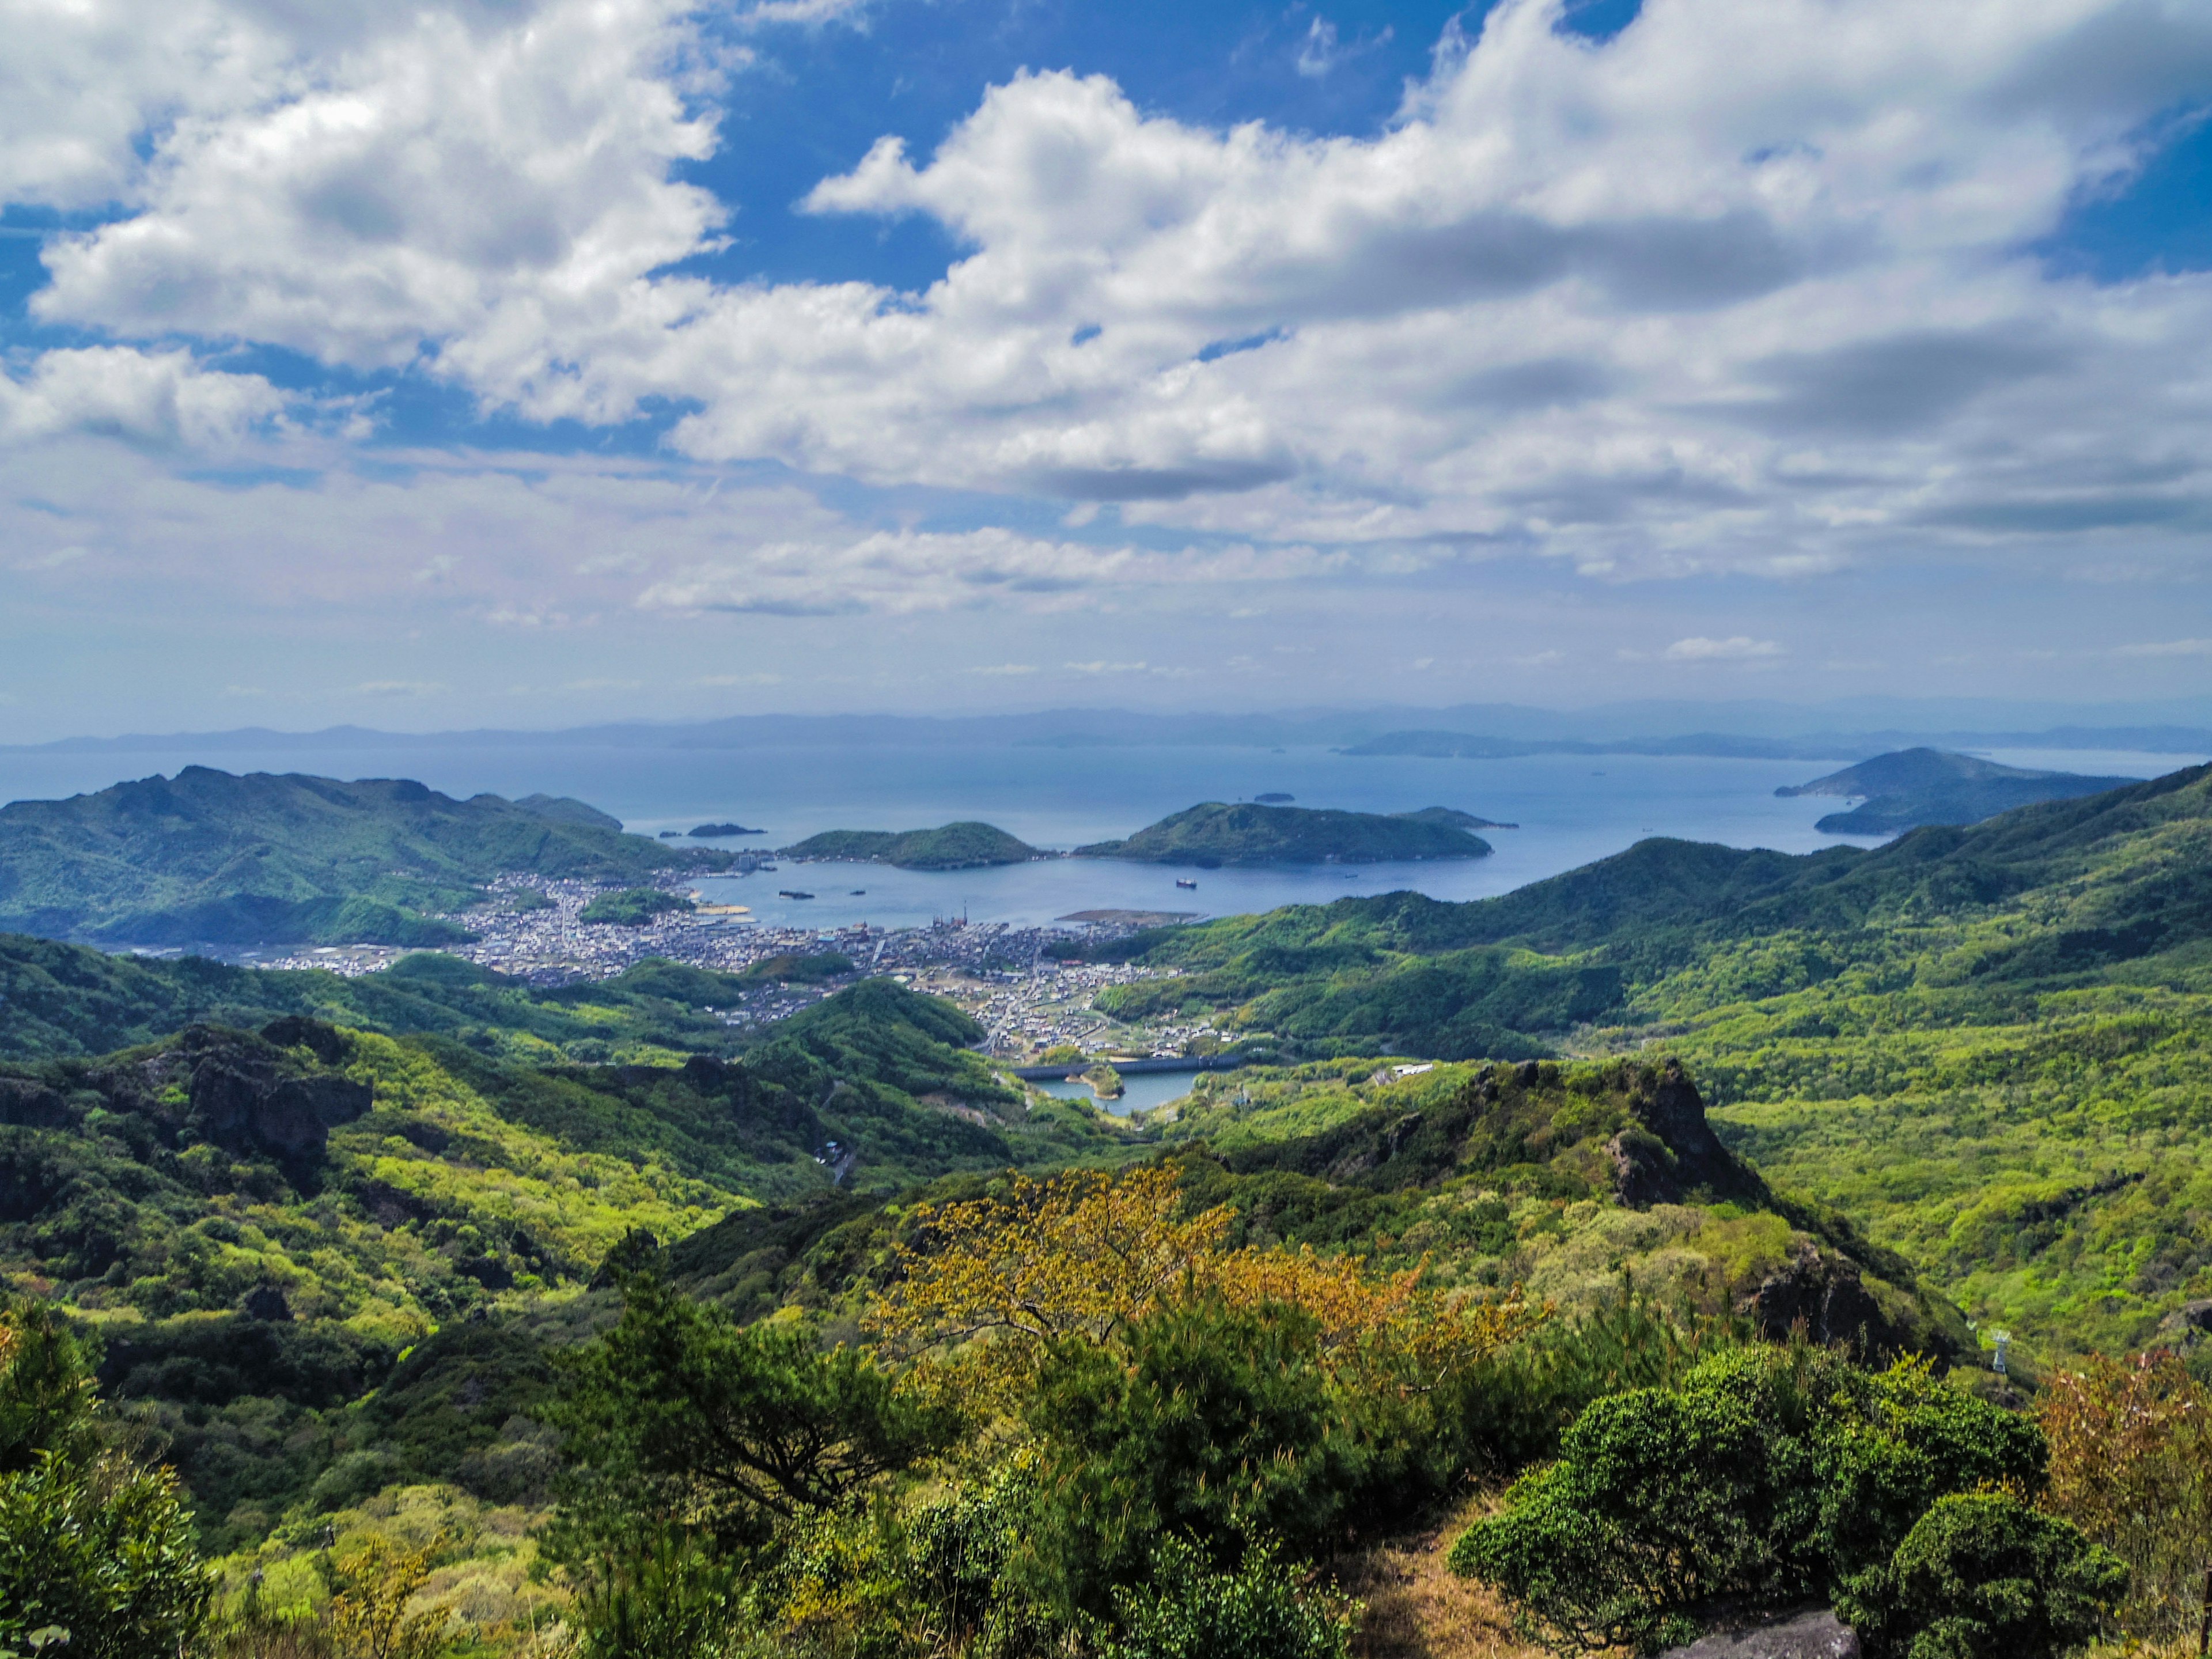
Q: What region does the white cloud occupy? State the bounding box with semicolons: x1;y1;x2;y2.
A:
1661;635;1785;661
2118;638;2212;657
636;526;1343;616
965;662;1040;676
0;348;285;447
29;0;720;371
5;0;2212;622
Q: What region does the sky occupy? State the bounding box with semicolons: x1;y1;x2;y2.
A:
2;0;2211;740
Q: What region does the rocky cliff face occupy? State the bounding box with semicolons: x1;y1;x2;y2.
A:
142;1021;372;1169
1607;1060;1764;1207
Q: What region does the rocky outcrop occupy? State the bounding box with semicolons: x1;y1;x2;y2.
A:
1740;1242;1905;1358
190;1055;372;1161
1609;1060;1763;1206
120;1025;373;1168
1662;1608;1859;1658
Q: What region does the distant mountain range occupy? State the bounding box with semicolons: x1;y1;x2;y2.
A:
8;697;2212;760
1777;748;2139;834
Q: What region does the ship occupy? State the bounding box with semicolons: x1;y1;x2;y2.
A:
1175;878;1198;889
778;889;816;900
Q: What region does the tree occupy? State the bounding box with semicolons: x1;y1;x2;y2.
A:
1105;1536;1353;1659
1836;1493;2126;1659
554;1270;956;1544
0;1300;214;1659
2039;1350;2212;1647
870;1165;1540;1400
319;1538;450;1659
1450;1346;2046;1654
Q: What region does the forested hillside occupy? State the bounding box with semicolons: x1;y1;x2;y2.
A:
0;767;724;946
1098;763;2212;1361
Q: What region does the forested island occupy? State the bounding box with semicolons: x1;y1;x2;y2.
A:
1778;745;2138;833
0;768;724;947
1074;800;1493;864
779;820;1041;868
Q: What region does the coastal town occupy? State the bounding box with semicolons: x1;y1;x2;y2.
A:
235;873;1217;1064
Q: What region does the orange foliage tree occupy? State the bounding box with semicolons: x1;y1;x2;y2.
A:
2040;1349;2212;1647
869;1164;1542;1397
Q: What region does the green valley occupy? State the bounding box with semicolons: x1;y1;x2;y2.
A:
1092;763;2212;1365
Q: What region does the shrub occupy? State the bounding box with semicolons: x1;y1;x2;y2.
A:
1449;1346;2044;1653
1835;1493;2126;1659
0;1453;214;1659
2039;1350;2212;1646
1024;1296;1356;1620
0;1300;215;1659
1105;1536;1354;1659
570;1525;756;1659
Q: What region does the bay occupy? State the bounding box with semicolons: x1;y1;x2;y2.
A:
0;740;2195;935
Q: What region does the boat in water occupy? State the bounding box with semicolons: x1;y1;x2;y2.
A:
778;889;816;900
1175;878;1198;889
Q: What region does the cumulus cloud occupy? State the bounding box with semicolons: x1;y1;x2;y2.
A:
0;348;285;446
7;0;2212;617
28;0;720;370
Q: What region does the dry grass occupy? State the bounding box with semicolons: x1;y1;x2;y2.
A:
1335;1500;1577;1659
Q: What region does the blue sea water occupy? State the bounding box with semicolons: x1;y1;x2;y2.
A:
0;741;2194;935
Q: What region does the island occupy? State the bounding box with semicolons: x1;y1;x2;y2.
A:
690;821;765;837
0;767;730;948
1778;748;2139;834
779;821;1041;869
1073;801;1492;865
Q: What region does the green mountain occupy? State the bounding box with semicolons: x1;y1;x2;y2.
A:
779;820;1040;868
1095;763;2212;1361
1074;801;1492;866
0;976;1122;1547
1777;746;2138;834
0;768;726;946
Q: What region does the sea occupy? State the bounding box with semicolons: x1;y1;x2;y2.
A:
0;740;2195;937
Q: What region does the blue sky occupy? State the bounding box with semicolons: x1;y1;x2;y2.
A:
1;0;2209;740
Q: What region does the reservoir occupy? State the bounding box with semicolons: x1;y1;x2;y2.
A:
1033;1071;1200;1118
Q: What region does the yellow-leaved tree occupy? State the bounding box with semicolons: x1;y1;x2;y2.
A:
869;1163;1541;1397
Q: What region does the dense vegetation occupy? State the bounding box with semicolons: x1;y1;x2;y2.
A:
10;762;2212;1658
0;933;795;1063
0;769;725;946
1095;764;2212;1364
1074;802;1491;866
779;822;1040;868
577;888;695;926
1776;747;2135;834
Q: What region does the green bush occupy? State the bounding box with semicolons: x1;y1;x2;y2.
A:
571;1524;756;1659
1835;1493;2126;1659
1105;1536;1353;1659
549;1271;959;1557
1449;1347;2044;1653
1023;1297;1365;1621
0;1298;214;1659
